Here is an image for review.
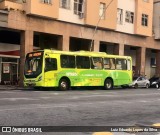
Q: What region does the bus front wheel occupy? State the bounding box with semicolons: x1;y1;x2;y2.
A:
59;79;69;91
104;79;113;90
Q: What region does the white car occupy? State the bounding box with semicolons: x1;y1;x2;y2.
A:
130;76;150;88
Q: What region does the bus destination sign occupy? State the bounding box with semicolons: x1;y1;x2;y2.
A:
29;52;42;57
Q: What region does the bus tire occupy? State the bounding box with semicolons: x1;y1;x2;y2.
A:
104;78;113;90
59;79;69;91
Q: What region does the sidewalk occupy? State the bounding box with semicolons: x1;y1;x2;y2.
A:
0;85;31;90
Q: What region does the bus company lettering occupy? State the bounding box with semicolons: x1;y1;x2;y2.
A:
66;72;78;76
82;74;94;77
82;74;103;77
95;74;103;77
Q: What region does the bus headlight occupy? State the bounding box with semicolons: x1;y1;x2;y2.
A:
38;76;42;81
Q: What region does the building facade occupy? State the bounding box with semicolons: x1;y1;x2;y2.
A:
0;0;159;85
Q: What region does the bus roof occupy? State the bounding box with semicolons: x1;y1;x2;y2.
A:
32;49;131;59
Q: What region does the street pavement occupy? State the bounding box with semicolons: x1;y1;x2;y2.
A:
0;86;159;135
0;85;31;90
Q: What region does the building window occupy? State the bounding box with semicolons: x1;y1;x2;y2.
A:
151;58;156;67
117;8;123;24
142;14;148;26
99;3;106;19
125;11;134;23
143;0;149;2
74;0;84;16
60;0;70;9
41;0;52;4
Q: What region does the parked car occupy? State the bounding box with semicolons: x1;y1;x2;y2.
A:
149;76;159;88
129;76;150;88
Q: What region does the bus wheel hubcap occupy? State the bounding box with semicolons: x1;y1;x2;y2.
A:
61;82;66;88
106;83;111;88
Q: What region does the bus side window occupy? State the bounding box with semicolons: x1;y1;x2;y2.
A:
116;59;127;70
45;58;57;72
76;56;90;69
110;58;115;69
127;59;131;70
104;58;110;69
60;55;75;68
92;57;103;69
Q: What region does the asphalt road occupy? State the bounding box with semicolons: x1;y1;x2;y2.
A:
0;87;159;135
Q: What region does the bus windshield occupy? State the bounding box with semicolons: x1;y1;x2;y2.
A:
24;52;43;78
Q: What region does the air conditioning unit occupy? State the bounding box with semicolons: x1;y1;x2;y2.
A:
154;36;160;40
79;12;84;19
154;33;160;39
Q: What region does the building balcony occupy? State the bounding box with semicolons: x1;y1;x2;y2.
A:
25;0;59;19
0;0;23;11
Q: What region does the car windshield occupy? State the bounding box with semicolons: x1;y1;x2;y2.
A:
133;76;138;80
150;77;159;81
24;52;43;78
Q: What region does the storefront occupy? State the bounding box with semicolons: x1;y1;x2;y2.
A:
0;55;19;85
0;42;20;85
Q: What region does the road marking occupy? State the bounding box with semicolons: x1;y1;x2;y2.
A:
138;100;150;103
0;91;19;94
0;98;39;101
40;97;52;99
48;92;60;95
0;96;58;101
71;94;117;99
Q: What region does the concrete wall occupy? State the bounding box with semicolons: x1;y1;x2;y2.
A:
145;49;156;78
25;0;59;19
0;43;19;52
153;0;160;39
135;0;153;36
85;0;117;29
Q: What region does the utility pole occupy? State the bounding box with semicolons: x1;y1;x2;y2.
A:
90;0;115;51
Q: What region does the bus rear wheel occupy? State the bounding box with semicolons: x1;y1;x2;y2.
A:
59;79;69;91
104;78;113;90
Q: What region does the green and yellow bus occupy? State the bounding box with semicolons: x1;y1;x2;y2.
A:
24;49;132;90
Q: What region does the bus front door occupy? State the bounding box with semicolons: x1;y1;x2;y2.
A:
44;58;57;87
